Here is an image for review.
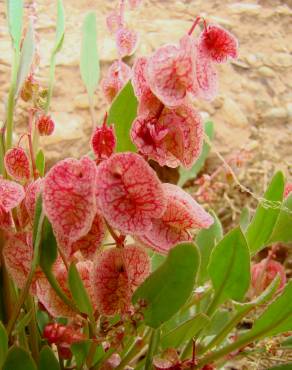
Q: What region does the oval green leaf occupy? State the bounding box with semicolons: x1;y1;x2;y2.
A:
196;211;223;285
36;149;45;177
268;193;292;244
161;313;210;349
39;217;58;273
132;242;200;328
107;81;138;153
52;0;65;55
7;0;23;50
80;12;99;99
39;346;60;370
246;171;284;254
3;346;36;370
68;263;93;317
15;21;35;97
208;227;250;306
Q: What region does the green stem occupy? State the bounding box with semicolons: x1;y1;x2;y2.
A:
43;269;78;313
145;328;160;370
44;54;56;114
0;127;6;176
88;94;96;130
6;49;20;149
26;295;40;361
6;212;44;337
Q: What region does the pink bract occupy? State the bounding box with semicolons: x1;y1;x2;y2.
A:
25;178;43;218
95;152;166;234
92;245;150;315
116;27;138;58
128;0;142;9
251;258;286;296
131;105;203;168
146;35;197;107
3;232;39;292
36;114;55;136
132;57;149;98
106;10;123;34
4;147;30;181
199;24;238;64
43;157;96;243
58;212;106;260
101;61;132;103
139;183;213;253
91;121;116;160
0;178;25;212
196;43;218;101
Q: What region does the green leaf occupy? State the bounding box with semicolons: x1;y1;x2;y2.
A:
235;276;280;313
268;194;292;244
161;313;210;349
80;12;99;99
178;120;214;186
208;227;250;306
36;149;45;177
52;0;65;55
15;21;35;97
68;263;93;316
196;211;223;284
7;0;23;50
36;310;49;333
132;242;200;328
204;309;231;337
71;340;104;368
240;281;292;342
0;322;8;368
107;81;138;153
239;207;250;231
39;346;60;370
3;346;36;370
39;217;58;273
246;171;284;254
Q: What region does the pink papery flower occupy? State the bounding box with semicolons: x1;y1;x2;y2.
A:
116;27;138;57
101;61;132;103
198;23;238;64
196;23;238;100
106;10;123;34
146;35;197;107
95;152;166;235
128;0;142;9
138;183;213;254
25;178;43;219
4;147;31;181
0;178;25;229
132;57;148;99
131;104;203;169
3;232;40;292
251;258;286;296
57;213;106;260
43;157;96;243
91;119;116;160
37;260;95;318
92;245;150;315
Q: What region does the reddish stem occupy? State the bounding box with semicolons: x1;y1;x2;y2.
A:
104;219;125;247
188;16;201;36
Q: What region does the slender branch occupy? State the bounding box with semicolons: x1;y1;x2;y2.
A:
28;109;38;179
145;328;160;370
26;295;40;361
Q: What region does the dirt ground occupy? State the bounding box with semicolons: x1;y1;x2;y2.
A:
0;0;292;369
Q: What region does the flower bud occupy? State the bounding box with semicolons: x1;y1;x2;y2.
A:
284;183;292;198
20;75;39;102
91;118;116;160
36;114;55;136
